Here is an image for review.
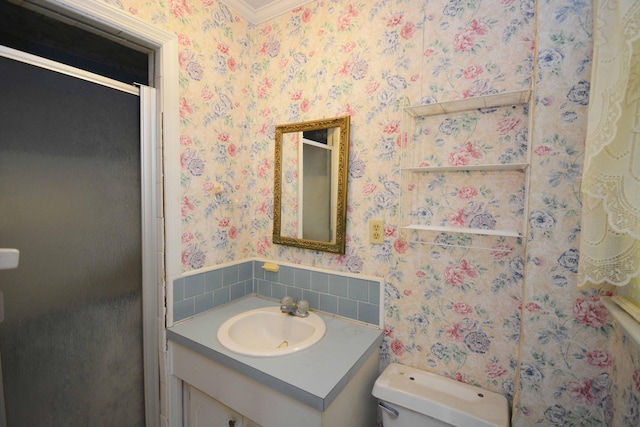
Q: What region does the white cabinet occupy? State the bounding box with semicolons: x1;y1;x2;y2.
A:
185;385;260;427
171;342;379;427
399;90;531;249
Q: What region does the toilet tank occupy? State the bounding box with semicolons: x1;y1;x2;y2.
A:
372;363;510;427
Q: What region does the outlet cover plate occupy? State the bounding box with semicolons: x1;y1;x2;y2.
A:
369;219;384;244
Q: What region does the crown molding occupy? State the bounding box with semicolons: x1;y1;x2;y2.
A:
221;0;315;25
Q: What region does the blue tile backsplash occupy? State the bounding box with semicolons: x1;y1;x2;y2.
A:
173;260;381;327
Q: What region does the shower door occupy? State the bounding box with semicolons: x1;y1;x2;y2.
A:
0;50;148;426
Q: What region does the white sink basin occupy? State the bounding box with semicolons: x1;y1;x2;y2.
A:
216;306;326;357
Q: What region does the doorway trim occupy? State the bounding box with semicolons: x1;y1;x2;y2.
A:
15;0;182;424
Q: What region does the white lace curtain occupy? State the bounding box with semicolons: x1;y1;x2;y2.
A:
578;0;640;287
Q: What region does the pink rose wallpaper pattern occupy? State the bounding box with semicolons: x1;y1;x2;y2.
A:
101;0;638;425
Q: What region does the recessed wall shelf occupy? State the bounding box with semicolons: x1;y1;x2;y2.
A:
405;90;531;117
401;163;529;172
399;90;532;248
402;224;522;238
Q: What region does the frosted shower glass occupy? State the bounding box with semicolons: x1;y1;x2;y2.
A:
0;56;145;425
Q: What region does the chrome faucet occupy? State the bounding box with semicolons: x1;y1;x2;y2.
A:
280;296;309;317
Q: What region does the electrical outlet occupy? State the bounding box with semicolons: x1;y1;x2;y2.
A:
369;219;384;244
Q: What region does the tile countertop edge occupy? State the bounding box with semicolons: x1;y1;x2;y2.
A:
166;296;384;412
166;331;323;410
321;336;383;411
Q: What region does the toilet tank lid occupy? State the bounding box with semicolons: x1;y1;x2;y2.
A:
372;363;510;427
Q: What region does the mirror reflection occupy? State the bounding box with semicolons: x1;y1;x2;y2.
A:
273;116;350;254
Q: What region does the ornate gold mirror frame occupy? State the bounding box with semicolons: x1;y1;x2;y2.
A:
273;116;350;254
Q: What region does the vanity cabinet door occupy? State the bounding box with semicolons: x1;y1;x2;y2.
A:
185;384;262;427
186;385;242;427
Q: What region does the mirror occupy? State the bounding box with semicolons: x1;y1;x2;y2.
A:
273;116;350;254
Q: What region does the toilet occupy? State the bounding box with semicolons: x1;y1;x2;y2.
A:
372;363;510;427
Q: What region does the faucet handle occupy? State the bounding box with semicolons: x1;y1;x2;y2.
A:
296;300;309;316
281;296;294;306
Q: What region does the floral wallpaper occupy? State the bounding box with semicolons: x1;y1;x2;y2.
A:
101;0;639;425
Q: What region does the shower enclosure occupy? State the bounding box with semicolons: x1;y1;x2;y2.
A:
0;49;153;426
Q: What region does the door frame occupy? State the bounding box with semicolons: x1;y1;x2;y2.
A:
8;0;182;424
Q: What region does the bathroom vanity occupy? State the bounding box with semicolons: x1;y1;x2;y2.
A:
167;296;383;427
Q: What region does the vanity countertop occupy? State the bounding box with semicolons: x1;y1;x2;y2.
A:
167;296;383;412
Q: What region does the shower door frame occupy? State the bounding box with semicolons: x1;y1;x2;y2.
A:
0;45;152;425
6;0;182;425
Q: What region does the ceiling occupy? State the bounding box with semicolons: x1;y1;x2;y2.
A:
221;0;314;24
